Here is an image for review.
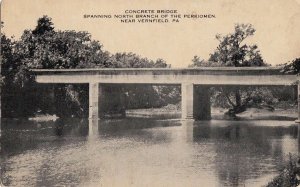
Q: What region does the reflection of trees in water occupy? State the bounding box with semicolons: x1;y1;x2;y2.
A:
97;118;181;144
53;118;89;137
34;155;84;187
54;118;64;136
2;119;299;186
1;120;40;157
192;123;298;187
1;119;89;157
0;119;90;186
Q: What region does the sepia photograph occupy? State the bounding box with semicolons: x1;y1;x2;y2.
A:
1;0;300;186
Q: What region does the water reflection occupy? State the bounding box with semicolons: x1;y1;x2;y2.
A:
192;121;298;186
54;118;65;136
0;118;299;186
298;124;300;156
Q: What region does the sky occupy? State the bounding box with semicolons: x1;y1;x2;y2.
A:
1;0;300;67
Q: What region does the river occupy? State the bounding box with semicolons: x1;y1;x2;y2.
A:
0;118;299;187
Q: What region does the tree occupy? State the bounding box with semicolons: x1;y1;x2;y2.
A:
2;15;176;118
212;24;269;116
32;15;54;35
16;30;110;69
282;58;300;74
107;52;168;68
14;16;112;117
191;24;271;117
189;56;221;67
189;56;205;67
1;22;37;117
209;23;265;67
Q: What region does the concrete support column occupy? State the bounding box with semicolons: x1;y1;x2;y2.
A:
181;83;194;120
89;83;99;119
88;118;99;138
194;86;211;120
297;83;300;123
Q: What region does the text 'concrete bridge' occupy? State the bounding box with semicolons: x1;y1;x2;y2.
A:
31;67;300;121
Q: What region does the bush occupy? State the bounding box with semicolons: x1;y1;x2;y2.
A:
267;154;300;187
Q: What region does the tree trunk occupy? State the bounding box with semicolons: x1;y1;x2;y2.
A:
225;88;246;117
235;89;241;107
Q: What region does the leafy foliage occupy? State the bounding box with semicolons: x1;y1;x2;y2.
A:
1;16;175;117
108;53;168;68
281;58;300;75
267;154;300;187
1;23;38;117
189;56;221;67
190;24;276;116
16;30;109;69
190;24;266;68
209;23;266;67
32;15;54;35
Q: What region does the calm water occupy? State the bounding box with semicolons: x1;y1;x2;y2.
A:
0;118;299;187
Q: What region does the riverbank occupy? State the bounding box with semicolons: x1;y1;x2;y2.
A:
236;108;297;121
126;105;298;121
28;114;59;122
26;105;298;122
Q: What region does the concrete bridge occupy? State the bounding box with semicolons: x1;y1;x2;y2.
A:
31;67;300;121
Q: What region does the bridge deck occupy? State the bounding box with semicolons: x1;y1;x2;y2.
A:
31;67;298;85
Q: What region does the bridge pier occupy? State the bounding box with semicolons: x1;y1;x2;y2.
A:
89;83;126;119
181;83;194;120
89;83;99;119
181;84;211;120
